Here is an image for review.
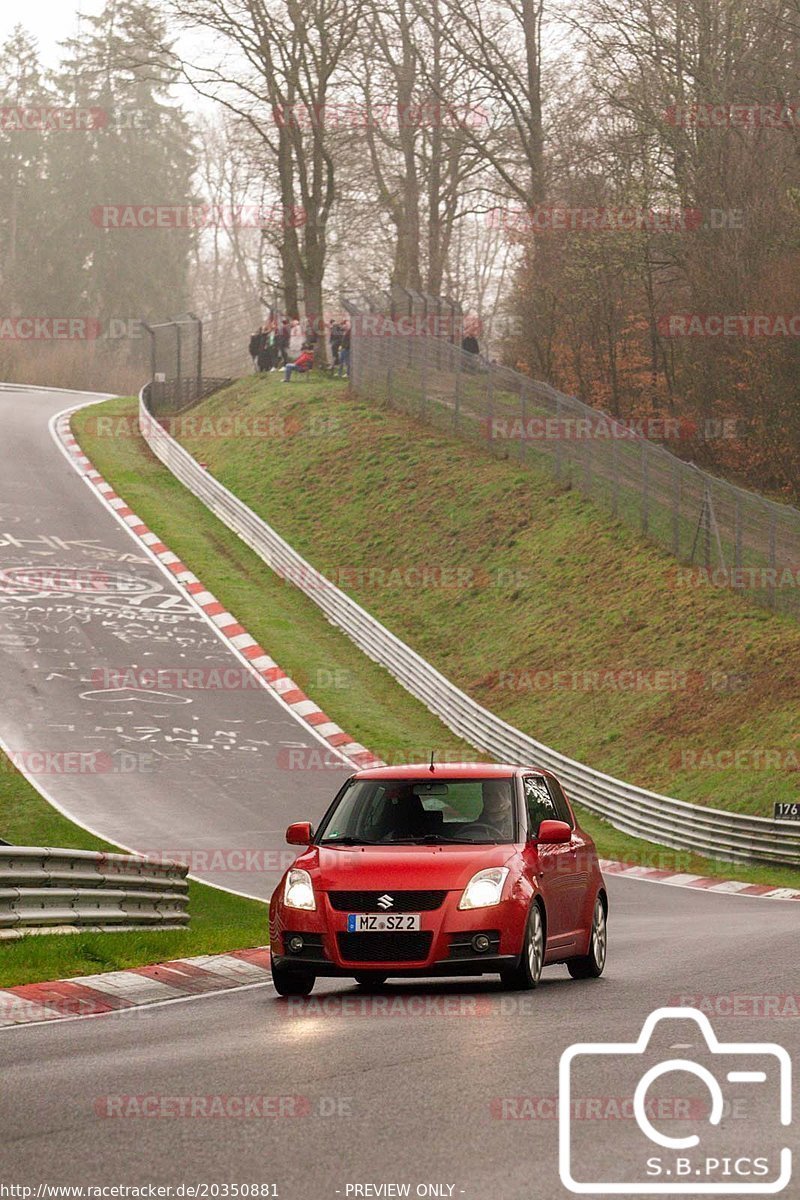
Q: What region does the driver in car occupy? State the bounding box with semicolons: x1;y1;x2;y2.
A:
476;779;515;840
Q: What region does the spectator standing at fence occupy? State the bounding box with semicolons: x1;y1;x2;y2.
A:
248;327;262;372
330;319;344;370
304;317;319;348
289;319;304;359
276;319;291;366
461;331;480;356
338;322;351;378
283;345;314;382
257;322;274;372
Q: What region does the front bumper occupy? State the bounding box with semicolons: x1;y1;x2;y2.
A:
270;889;529;976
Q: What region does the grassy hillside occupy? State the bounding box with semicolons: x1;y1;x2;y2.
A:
163;372;799;820
73;393;799;887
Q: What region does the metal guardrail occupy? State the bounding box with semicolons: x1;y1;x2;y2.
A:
0;846;189;938
137;385;800;868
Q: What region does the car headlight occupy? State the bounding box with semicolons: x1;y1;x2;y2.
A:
458;867;509;910
284;868;316;910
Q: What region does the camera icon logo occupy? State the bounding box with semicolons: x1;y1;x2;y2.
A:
559;1007;792;1194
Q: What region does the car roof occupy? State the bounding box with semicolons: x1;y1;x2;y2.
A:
352;762;546;781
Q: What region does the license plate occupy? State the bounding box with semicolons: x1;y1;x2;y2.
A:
347;913;421;932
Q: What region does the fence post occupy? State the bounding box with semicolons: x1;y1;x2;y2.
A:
175;321;182;409
419;334;429;419
554;395;563;482
194;314;203;400
672;462;682;556
141;321;156;388
485;365;494;449
703;486;712;568
641;443;650;536
583;421;593;495
454;344;462;434
386;337;393;405
610;435;619;518
519;384;527;463
768;508;777;611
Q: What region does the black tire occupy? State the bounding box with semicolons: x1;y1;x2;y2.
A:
500;902;545;990
568;897;607;979
271;960;315;997
354;973;388;988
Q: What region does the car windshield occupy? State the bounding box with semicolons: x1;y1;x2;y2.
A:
318;777;517;845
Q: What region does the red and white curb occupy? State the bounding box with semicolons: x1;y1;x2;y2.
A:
55;409;382;771
600;859;800;900
0;947;272;1028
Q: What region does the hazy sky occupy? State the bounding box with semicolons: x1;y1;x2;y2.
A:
0;2;106;66
1;1;212;112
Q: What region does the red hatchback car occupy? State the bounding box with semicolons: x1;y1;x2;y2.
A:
268;763;607;995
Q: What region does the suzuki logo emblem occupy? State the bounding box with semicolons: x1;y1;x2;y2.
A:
377;894;394;909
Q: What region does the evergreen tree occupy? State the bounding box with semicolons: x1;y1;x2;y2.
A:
0;27;52;313
45;0;197;325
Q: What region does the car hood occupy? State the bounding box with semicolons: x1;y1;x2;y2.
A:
296;843;519;892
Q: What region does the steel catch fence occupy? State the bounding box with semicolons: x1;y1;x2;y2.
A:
343;298;800;622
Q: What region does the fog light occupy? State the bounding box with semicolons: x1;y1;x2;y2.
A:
472;934;490;953
287;936;304;954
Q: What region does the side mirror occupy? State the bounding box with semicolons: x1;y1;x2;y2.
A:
286;821;313;846
536;819;572;844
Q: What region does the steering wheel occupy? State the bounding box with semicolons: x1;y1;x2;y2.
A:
458;821;506;839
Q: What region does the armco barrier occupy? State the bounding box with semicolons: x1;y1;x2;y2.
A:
0;846;189;938
136;387;800;868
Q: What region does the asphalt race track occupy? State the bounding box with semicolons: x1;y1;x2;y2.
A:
1;387;798;1198
0;385;351;896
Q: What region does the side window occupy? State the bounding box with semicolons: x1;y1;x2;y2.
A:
546;776;574;827
523;776;557;835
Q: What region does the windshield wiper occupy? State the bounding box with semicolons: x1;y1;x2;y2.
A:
390;834;491;845
321;836;382;845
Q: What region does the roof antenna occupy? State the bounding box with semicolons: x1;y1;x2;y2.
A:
429;749;435;773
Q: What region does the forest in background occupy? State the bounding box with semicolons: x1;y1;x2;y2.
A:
1;0;798;496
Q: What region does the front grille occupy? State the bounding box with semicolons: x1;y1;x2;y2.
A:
337;931;433;962
328;890;446;912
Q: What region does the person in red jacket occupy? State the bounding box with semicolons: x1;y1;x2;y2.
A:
282;345;314;382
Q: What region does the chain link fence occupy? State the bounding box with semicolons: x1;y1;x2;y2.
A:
343;298;800;621
143;301;260;418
